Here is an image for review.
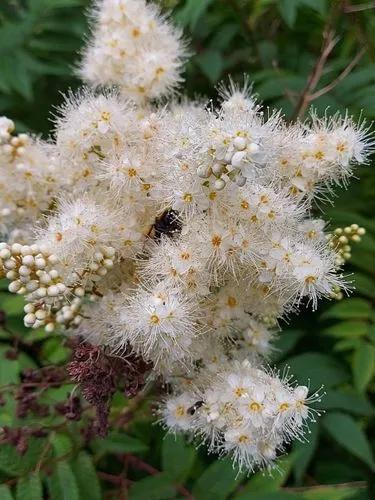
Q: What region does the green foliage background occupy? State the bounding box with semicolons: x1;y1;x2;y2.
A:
0;0;375;498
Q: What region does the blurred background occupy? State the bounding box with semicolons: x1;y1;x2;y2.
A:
0;1;374;499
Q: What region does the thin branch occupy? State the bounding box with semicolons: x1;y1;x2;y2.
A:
343;1;375;12
285;481;368;492
309;47;366;100
292;25;338;119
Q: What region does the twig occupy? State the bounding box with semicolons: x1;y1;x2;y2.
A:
285;480;368;492
309;47;366;100
343;1;375;12
125;454;193;499
292;25;337;119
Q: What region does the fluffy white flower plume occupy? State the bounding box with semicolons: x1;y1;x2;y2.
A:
161;359;323;471
0;0;372;474
79;0;187;102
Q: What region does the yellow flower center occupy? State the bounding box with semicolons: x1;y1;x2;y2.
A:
150;314;160;325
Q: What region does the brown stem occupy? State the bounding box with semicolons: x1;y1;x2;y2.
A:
292;25;337;119
309;47;366;100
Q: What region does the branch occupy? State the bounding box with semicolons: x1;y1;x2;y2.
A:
309;47;366;100
343;1;375;12
292;26;337;119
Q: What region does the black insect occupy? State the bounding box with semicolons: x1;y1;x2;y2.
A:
151;209;182;240
187;400;205;416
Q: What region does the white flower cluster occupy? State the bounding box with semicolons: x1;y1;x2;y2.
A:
0;117;63;242
0;0;372;472
79;0;187;101
163;359;322;471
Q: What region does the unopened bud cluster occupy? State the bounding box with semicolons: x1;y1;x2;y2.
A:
327;224;366;266
0;0;372;473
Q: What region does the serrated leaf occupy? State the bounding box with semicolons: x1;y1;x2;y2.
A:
161;434;196;483
320;299;372;321
0;439;45;476
323;412;375;470
73;452;102;500
55;462;80;500
16;472;43;500
192;459;245;500
129;473;175;500
352;342;375;393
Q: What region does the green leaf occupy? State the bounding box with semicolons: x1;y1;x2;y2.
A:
93;431;148;455
323;321;368;339
0;344;20;385
195;50;224;84
292;421;319;485
281;353;349;390
352;342;375;393
278;0;299;27
352;272;375;300
0;485;14;500
16;472;43;500
175;0;214;30
320;299;372;321
235;493;296;500
322;412;375;470
236;454;296;497
271;329;304;362
129;473;175;500
192;459;245;500
55;462;80;500
52;433;74;457
0;439;45;476
73;452;102;500
301;485;365;500
161;434;196;483
320;389;374;416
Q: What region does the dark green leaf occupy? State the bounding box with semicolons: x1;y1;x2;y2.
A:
292;421;319;484
195;50;224;84
129;473;175;500
352;342;375;393
93;431;148;455
73;452;102;500
282;353;349;390
236;454;296;497
320;299;372;321
323;412;375;470
278;0;299;27
55;462;80;500
192;459;245;500
161;434;196;483
16;472;43;500
0;485;14;500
